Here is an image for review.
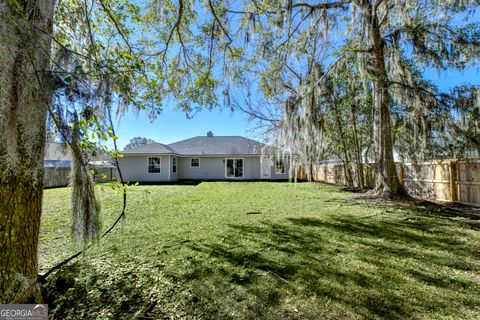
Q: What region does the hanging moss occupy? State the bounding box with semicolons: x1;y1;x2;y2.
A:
70;114;100;242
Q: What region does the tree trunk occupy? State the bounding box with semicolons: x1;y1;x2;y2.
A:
0;0;56;303
332;99;354;189
368;6;405;198
350;103;365;190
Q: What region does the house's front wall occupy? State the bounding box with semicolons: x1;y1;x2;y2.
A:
118;155;171;182
177;156;261;180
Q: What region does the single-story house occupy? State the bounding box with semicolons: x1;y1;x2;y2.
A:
118;134;290;182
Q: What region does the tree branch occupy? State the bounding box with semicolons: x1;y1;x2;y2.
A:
162;0;184;65
302;53;346;98
292;1;351;10
97;0;133;53
208;0;233;46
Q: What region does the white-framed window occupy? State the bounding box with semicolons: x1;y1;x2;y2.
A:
190;158;200;167
225;158;244;178
148;157;161;173
276;159;285;174
172;157;177;173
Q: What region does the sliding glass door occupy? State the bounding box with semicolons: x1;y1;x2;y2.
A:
226;159;244;178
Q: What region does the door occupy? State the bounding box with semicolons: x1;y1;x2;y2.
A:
261;158;271;179
226;159;244;178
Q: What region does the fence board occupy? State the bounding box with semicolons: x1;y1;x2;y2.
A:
44;167;119;188
298;158;480;207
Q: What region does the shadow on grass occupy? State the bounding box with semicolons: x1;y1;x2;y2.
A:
45;203;480;320
183;208;480;319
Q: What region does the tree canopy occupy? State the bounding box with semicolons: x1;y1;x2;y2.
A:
203;0;480;194
123;137;157;150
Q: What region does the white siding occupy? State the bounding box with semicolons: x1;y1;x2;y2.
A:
270;158;290;180
118;155;171;182
118;155;288;181
170;155;178;181
177;156;261;180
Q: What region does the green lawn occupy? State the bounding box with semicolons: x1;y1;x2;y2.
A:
40;182;480;319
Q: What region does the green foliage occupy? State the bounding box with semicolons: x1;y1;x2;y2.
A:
203;1;480;164
41;182;480;319
322;60;373;162
49;0;246;155
123;136;156;151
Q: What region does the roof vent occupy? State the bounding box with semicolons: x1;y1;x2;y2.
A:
207;131;214;137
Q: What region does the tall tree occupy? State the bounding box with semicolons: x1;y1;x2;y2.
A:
214;0;480;197
124;137;157;150
0;0;230;303
0;0;56;303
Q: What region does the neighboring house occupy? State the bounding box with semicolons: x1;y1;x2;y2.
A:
44;142;118;188
44;142;72;168
44;142;115;169
118;134;290;182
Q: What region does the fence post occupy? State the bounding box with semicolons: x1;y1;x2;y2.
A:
449;160;458;203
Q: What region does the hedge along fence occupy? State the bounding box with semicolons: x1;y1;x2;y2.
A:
44;167;119;188
296;158;480;207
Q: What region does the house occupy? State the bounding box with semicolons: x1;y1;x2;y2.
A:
44;142;115;169
43;142;118;188
44;142;72;168
118;134;290;182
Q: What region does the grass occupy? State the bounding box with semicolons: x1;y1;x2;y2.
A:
40;182;480;319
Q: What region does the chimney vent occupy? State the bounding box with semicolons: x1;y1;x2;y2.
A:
207;131;214;137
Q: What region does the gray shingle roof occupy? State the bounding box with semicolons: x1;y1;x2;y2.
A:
121;142;178;155
168;136;266;155
121;136;267;156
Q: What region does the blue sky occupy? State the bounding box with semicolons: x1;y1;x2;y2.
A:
112;105;254;149
110;65;480;150
424;66;480;90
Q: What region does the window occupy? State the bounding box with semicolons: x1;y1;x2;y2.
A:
191;158;200;167
276;159;285;174
148;157;161;173
172;157;177;173
226;158;244;178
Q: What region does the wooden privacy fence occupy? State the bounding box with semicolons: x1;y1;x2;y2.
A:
296;158;480;207
44;167;119;188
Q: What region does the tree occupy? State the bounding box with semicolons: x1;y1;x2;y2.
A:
124;137;157;151
0;0;228;303
213;0;480;197
321;61;373;190
0;0;56;303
